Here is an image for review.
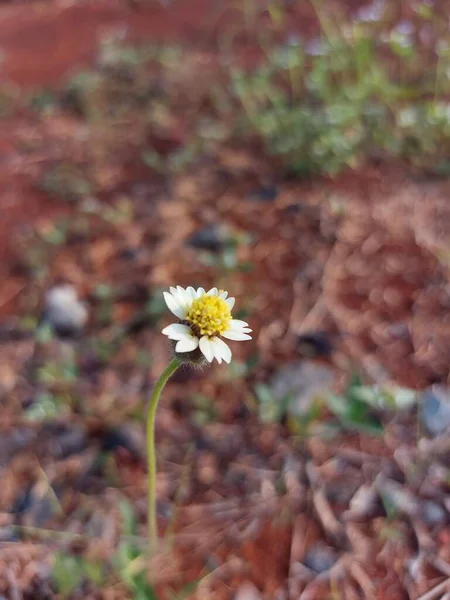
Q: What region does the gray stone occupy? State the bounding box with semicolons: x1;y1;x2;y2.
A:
247;185;278;203
420;386;450;437
234;583;262;600
0;428;34;467
271;360;334;416
346;483;381;520
44;285;88;336
186;224;225;252
303;543;337;573
420;501;448;527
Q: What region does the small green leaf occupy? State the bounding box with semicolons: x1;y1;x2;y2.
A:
84;560;105;586
119;499;138;536
53;553;83;596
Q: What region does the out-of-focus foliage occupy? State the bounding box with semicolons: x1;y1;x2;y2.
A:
230;2;450;176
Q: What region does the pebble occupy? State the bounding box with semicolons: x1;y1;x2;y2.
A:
420;500;448;527
246;185;278;203
419;386;450;437
303;543;338;573
234;582;262;600
297;330;334;358
186;223;225;252
44;285;88;336
271;360;334;417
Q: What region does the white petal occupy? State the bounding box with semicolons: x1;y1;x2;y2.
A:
229;319;250;331
195;287;205;298
173;286;193;311
170;287;186;313
230;324;252;333
176;286;189;302
199;336;214;362
218;291;228;299
163;292;185;318
213;337;232;363
168;287;183;306
225;297;235;310
186;286;196;300
162;323;192;340
206;337;224;363
175;337;199;352
206;287;219;296
222;330;252;341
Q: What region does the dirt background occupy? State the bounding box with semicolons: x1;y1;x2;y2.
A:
0;1;450;599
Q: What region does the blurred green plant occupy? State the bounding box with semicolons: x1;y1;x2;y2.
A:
325;375;384;434
224;352;259;381
35;357;78;386
254;382;293;424
52;501;157;598
24;5;450;182
116;500;205;599
49;497;206;598
253;370;415;434
197;232;254;274
229;1;450;176
93;283;116;326
190;393;219;425
324;374;415;434
25;391;67;421
39;163;92;203
53;552;105;596
114;500;159;600
50;33;227;179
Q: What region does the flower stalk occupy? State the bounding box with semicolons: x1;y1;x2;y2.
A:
145;286;251;548
146;357;181;544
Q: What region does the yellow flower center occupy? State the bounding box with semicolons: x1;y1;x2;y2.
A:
186;295;231;337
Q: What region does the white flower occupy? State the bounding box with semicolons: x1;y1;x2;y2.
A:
162;286;252;364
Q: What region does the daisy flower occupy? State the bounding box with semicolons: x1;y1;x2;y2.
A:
162;286;252;364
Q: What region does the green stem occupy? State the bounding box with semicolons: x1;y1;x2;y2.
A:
147;357;181;545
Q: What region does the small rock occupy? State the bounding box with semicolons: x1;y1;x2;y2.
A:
234;582;262;600
48;426;87;459
0;428;34;468
0;320;30;342
303;543;337;574
12;482;58;528
26;494;56;528
375;476;418;517
98;424;144;459
271;360;334;417
345;484;381;521
297;330;334;358
118;246;141;261
0;527;17;543
186;224;225;252
420;501;448;527
325;476;361;505
44;285;88;336
11;485;34;515
420;386;450;437
247;184;278;203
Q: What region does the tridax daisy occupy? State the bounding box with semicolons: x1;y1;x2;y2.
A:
162;286;252;364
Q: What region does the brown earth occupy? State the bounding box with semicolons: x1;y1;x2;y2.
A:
0;1;449;599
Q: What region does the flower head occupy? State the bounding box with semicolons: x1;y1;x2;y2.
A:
162;286;251;364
